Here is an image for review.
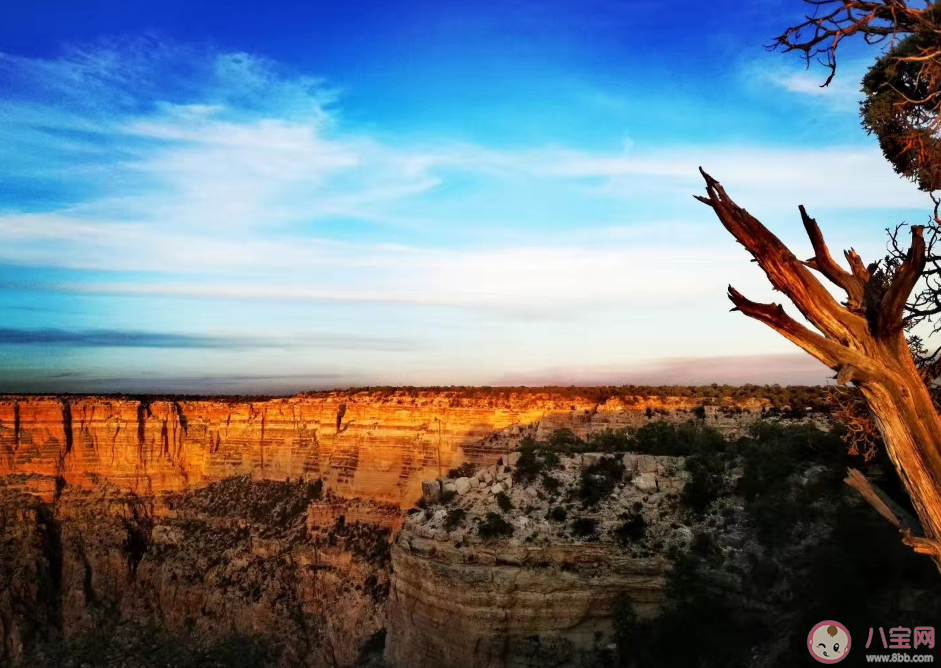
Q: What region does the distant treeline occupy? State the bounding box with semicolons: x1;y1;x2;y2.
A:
2;384;832;410
313;384;831;409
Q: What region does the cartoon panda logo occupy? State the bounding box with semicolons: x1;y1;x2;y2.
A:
808;620;851;663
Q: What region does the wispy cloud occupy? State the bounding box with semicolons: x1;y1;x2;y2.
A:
0;37;930;390
0;328;415;351
746;57;870;113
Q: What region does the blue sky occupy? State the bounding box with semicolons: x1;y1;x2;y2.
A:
0;0;935;393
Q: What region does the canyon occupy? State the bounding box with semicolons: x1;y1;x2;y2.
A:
0;388;821;667
386;451;692;668
0;390;779;506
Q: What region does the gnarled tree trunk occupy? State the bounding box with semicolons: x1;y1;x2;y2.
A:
697;170;941;569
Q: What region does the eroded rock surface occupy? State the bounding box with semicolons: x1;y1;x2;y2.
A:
0;391;787;507
0;475;395;667
386;452;694;668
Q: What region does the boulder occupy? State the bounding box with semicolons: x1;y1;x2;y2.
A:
417;525;435;539
443;482;457;494
481;471;494;484
581;453;603;468
490;483;505;495
504;477;513;490
508;451;521;467
421;479;441;502
468;476;480;489
638;455;658;473
454;477;471;495
623;454;639;471
525;486;539;498
633;473;658;493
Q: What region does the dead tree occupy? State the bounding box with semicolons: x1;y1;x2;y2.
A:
696;169;941;568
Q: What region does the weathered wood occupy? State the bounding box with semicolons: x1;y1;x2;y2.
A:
844;467;921;533
698;169;941;573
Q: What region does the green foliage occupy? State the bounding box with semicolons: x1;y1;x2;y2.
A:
577;457;625;507
478;512;514;540
607;421;941;667
681;452;725;514
618;551;764;668
514;439;562;483
439;489;457;504
612;513;646;544
571;517;597;538
546;428;581;449
495;491;512;512
517;421;729;460
27;622;283;668
447;463;477;479
176;476;323;529
546;506;568;523
328;518;392;567
735;422;846;547
861;33;941;192
584;428;633;453
541;474;561;494
289;384;833;410
444;508;466;531
631;421;725;457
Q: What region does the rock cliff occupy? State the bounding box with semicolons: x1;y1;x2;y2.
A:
385;450;695;668
0;389;824;667
0;474;396;667
0;390;774;506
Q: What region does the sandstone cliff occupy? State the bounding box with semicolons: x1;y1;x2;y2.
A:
385;450;694;668
0;474;396;667
0;390;775;507
0;390;824;668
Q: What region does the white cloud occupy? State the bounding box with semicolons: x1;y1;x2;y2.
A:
749;57;869;113
0;38;933;387
0;40;928;319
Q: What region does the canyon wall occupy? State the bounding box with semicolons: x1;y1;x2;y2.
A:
0;390;811;667
387;541;665;668
0;475;397;667
0;391;770;506
384;451;696;668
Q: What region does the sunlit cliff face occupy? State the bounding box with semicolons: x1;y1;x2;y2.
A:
0;390;777;505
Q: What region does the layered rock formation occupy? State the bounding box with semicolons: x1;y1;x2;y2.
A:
385;451;694;668
0;389;823;667
0;391;773;506
0;474;396;667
